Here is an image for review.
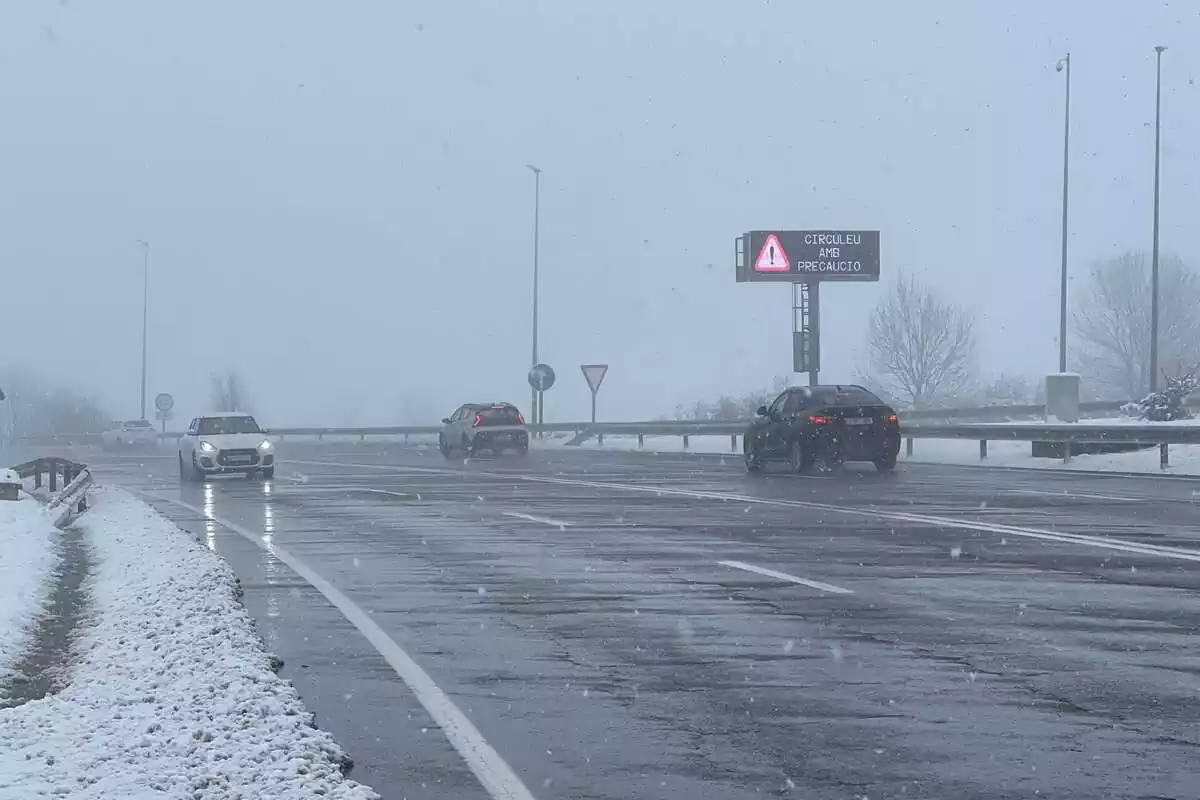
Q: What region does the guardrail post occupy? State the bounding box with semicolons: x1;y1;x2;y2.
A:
730;434;737;452
49;463;58;492
359;433;365;443
597;432;604;447
979;439;987;461
682;434;690;449
34;468;42;490
318;432;324;441
1161;443;1169;469
905;437;913;457
637;434;644;449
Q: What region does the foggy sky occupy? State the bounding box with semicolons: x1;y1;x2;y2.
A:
1;1;1197;425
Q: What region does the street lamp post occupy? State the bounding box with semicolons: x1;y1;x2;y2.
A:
1056;53;1071;374
1149;46;1166;393
526;165;541;427
137;239;150;419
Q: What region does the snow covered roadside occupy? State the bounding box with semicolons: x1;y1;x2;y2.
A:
541;432;1200;476
900;438;1200;476
0;488;378;800
0;498;57;683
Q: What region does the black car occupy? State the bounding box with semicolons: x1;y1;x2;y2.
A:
743;385;901;473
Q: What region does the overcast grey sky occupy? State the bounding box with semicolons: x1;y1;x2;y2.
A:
1;1;1197;424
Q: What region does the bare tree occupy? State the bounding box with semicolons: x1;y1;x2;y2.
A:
1073;251;1200;400
864;273;976;408
210;370;249;412
0;366;110;439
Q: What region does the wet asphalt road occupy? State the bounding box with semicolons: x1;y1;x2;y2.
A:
62;443;1200;800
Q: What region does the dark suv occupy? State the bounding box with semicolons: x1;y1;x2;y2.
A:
744;385;900;473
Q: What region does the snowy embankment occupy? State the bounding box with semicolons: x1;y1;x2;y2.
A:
0;488;378;800
0;498;57;682
550;423;1200;476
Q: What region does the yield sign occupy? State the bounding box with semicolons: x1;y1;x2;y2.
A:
754;233;790;272
581;364;609;394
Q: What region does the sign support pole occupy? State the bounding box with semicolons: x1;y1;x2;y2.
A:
808;282;820;386
590;392;597;425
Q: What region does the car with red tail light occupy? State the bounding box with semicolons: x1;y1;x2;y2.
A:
743;385;900;473
439;403;529;458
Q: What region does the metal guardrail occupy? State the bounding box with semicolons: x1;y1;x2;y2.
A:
10;457;94;527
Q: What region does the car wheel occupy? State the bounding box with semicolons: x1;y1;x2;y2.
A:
439;434;455;459
179;454;197;483
874;454;897;473
744;438;763;473
815;455;844;475
261;467;275;480
788;440;812;474
515;444;529;457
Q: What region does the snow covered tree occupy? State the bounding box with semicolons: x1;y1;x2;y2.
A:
1136;370;1199;422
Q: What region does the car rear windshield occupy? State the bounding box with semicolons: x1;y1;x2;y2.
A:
477;406;522;425
811;387;885;406
124;420;152;428
196;416;262;435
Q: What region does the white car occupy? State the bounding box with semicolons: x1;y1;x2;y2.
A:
101;419;158;449
178;412;275;481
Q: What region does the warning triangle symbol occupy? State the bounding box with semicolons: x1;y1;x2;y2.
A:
754;234;790;272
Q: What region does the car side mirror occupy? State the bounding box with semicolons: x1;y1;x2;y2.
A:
441;417;451;424
756;406;769;417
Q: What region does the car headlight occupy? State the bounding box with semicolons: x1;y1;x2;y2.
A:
199;441;217;453
258;440;272;451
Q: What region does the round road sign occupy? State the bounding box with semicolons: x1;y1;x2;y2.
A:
527;364;556;392
154;392;174;413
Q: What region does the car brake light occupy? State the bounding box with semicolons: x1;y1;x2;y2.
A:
473;413;483;427
517;412;526;425
809;415;830;424
886;414;898;423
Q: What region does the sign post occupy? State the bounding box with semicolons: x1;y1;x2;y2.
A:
580;364;609;424
735;230;880;383
527;364;556;435
154;392;175;434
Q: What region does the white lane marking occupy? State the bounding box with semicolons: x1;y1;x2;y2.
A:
501;511;572;527
1008;488;1140;503
284;486;424;500
146;493;538;800
520;476;1200;564
717;560;854;594
285;458;457;475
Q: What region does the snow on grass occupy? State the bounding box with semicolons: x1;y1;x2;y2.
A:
0;497;57;681
901;438;1200;475
0;488;378;800
539;432;1200;475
